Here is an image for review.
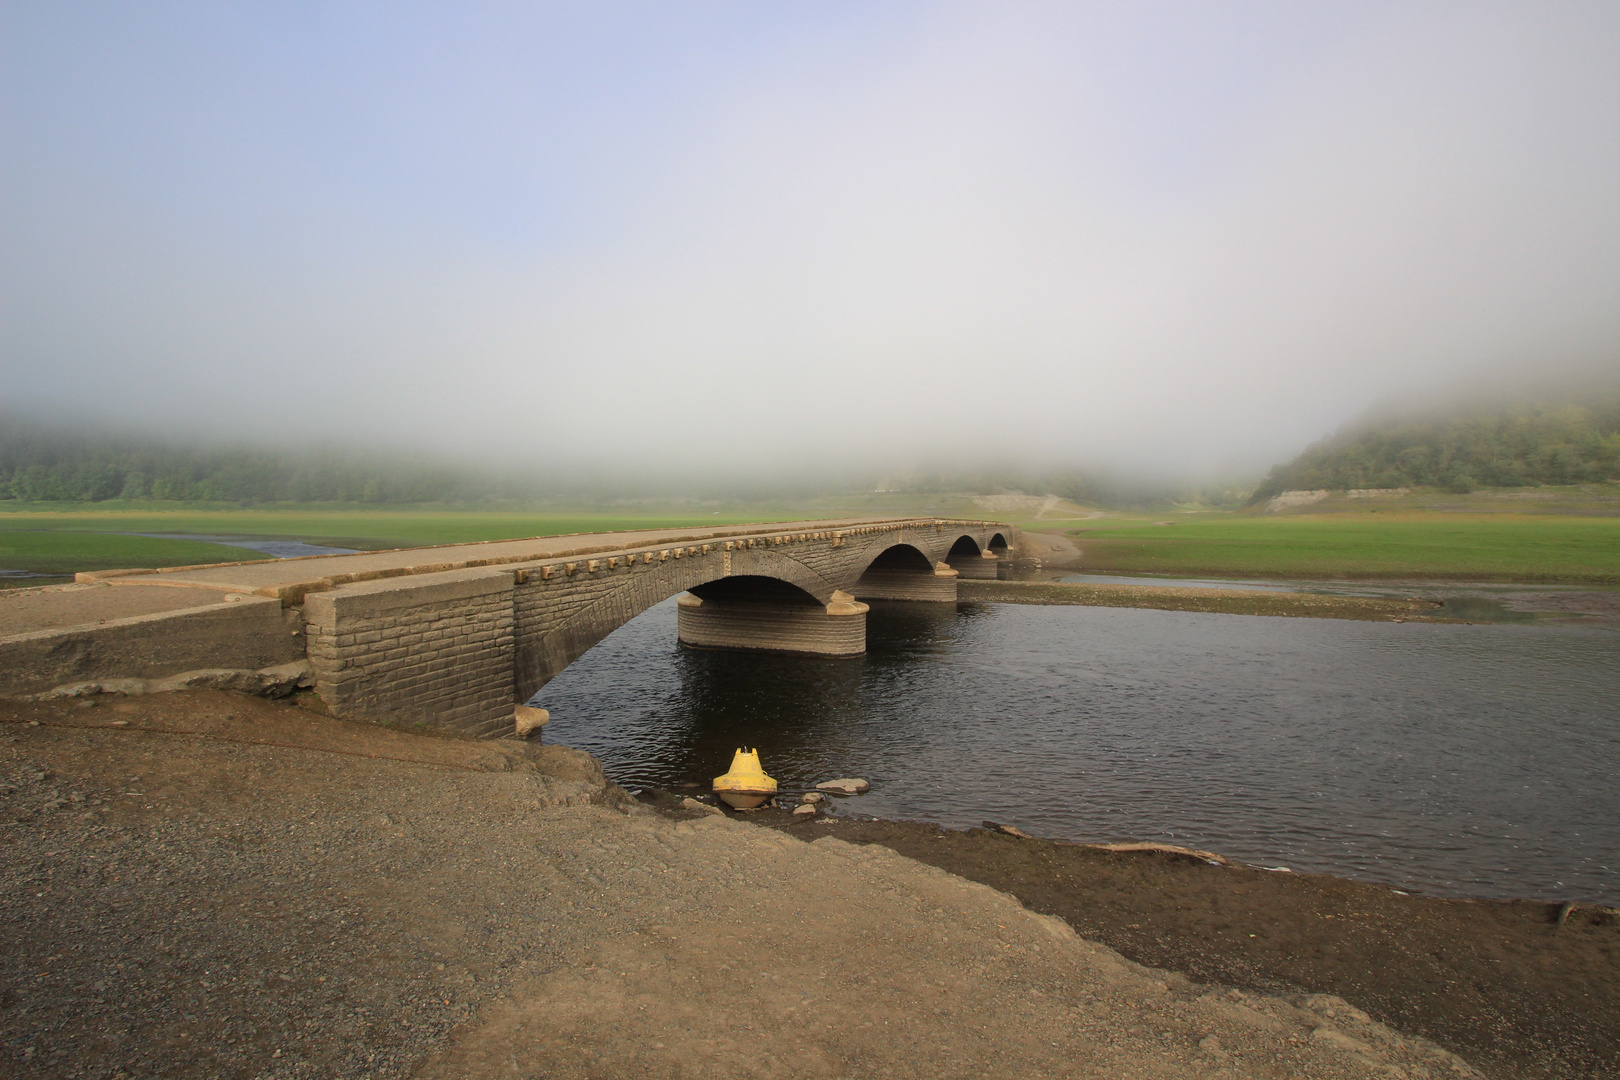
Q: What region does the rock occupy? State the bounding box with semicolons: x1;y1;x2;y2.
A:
1310;1026;1373;1055
514;704;550;739
680;797;724;816
792;804;818;816
799;791;825;804
815;778;870;795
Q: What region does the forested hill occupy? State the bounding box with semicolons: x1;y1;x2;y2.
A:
0;418;491;504
1249;393;1620;502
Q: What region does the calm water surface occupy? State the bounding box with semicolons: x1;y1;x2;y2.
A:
534;599;1620;904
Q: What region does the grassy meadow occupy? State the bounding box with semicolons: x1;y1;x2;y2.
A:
2;490;1616;585
1059;514;1620;584
0;506;792;580
0;530;271;577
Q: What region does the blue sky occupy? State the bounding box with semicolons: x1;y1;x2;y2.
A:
4;2;1617;480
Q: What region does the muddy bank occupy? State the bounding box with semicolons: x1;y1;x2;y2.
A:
2;691;1488;1080
960;579;1450;621
690;804;1614;1080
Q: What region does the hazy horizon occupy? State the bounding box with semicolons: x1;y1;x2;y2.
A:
5;3;1618;485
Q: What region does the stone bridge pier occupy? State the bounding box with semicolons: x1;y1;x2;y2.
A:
676;578;869;657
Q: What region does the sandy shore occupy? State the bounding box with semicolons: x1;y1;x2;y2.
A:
0;690;1522;1080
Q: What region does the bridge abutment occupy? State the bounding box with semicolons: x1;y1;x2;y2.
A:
676;589;868;657
303;567;517;737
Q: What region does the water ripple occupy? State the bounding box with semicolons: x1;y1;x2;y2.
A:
534;598;1620;904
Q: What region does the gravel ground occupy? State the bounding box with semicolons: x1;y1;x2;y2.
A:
1;691;1486;1080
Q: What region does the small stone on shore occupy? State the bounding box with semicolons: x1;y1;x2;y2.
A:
680;797;724;816
800;791;825;804
792;804;818;816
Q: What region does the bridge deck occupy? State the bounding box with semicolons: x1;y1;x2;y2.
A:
77;517;993;602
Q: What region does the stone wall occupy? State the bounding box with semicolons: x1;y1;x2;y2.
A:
303;567;516;737
0;596;302;697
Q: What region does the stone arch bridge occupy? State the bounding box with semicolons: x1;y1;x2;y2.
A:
27;518;1015;737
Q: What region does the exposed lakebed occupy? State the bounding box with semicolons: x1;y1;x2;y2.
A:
536;595;1620;905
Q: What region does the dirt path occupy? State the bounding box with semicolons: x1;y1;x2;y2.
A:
2;692;1483;1080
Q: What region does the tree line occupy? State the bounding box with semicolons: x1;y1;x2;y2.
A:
0;418;502;504
1249;395;1620;502
1;413;1255;508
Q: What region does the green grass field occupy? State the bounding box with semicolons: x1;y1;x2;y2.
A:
0;507;780;578
0;531;270;576
3;502;1616;585
1066;513;1620;583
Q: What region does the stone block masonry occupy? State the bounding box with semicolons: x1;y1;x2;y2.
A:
0;593;303;697
295;520;1017;734
675;590;868;656
303;567;516;737
950;552;1002;580
851;563;960;602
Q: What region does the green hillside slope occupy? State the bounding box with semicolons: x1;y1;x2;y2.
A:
1250;392;1620;501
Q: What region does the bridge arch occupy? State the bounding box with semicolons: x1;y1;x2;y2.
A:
945;532;1000;580
676;573;865;657
860;543;935;574
689;575;823;605
850;542;957;604
514;551;837;701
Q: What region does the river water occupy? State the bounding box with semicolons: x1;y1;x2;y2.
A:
534;596;1620;905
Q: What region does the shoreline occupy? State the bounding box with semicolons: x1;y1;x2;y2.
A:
960;576;1620;624
646;791;1618;1080
2;689;1614;1078
2;689;1497;1080
960;577;1448;621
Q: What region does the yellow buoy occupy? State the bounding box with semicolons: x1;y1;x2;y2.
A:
713;747;778;810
